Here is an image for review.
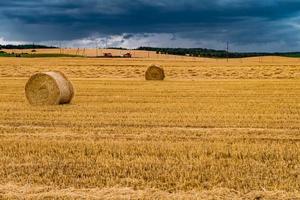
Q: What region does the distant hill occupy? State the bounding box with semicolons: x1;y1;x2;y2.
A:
137;47;300;58
0;44;57;49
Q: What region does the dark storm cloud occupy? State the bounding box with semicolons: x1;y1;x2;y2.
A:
0;0;300;51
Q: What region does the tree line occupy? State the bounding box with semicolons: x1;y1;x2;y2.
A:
137;47;300;58
0;44;56;50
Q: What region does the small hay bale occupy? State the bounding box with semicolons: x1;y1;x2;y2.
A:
145;65;165;80
25;71;74;105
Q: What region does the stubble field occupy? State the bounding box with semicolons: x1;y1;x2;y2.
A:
0;53;299;199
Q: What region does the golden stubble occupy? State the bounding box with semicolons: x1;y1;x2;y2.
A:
0;54;299;199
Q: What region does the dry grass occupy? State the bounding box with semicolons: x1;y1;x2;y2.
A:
0;55;299;80
0;54;299;199
1;184;300;200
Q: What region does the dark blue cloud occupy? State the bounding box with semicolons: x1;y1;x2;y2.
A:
0;0;300;51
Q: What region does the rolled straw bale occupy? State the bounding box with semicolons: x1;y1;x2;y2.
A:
25;71;74;105
145;65;165;80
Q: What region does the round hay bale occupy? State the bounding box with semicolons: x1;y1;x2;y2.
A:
145;65;165;80
25;71;74;105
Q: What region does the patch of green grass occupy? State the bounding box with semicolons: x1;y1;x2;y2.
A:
21;53;83;58
0;51;15;57
283;53;300;58
0;51;83;58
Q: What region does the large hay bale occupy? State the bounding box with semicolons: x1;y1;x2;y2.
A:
25;71;74;105
145;65;165;80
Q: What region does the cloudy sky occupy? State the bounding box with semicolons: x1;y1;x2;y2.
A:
0;0;300;52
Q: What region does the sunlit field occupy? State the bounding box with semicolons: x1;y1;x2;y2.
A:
0;52;299;199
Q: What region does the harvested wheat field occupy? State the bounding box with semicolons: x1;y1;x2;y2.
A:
0;54;300;199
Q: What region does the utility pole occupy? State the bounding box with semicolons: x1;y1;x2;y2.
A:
96;40;98;57
147;42;150;58
59;42;62;55
226;41;229;63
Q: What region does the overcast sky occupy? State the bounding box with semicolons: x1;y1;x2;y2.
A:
0;0;300;52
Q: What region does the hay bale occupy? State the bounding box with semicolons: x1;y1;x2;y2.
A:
25;71;74;105
145;65;165;80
